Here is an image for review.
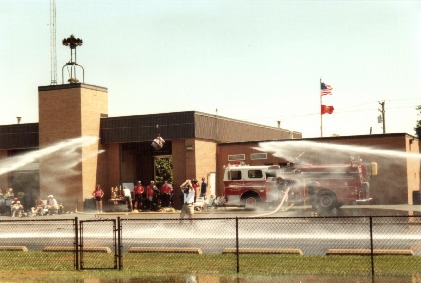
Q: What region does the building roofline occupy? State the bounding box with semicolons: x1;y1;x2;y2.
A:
102;110;301;135
38;83;108;92
219;132;417;145
0;122;39;127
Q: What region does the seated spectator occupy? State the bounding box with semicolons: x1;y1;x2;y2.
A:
214;196;226;206
207;195;216;207
4;188;14;200
3;188;14;214
46;195;59;215
10;197;24;217
0;190;7;215
31;198;47;216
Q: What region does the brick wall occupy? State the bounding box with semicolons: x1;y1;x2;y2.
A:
171;139;188;209
103;143;120;199
193;139;217;197
406;136;420;204
38;84;108;211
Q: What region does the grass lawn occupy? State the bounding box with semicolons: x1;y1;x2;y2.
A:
0;252;419;281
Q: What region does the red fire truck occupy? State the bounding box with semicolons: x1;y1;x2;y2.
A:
223;159;377;211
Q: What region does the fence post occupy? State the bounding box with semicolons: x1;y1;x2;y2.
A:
117;217;122;270
370;216;374;278
236;217;239;273
74;216;79;271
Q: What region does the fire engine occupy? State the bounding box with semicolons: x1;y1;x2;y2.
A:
223;159;377;211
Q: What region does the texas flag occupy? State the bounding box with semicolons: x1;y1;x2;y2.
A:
321;105;334;115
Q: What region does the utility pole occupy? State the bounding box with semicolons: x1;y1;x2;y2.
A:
378;101;385;134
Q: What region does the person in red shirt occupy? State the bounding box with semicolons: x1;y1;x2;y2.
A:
92;184;104;213
191;179;199;203
133;181;145;211
146;181;157;211
160;180;173;207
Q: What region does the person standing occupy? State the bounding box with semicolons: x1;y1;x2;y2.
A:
92;184;105;213
179;180;195;220
123;186;133;212
200;177;208;199
133;181;145;211
160;180;173;207
153;183;161;210
191;179;199;203
146;181;157;211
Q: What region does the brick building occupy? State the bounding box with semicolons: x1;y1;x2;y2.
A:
0;82;419;211
0;83;300;211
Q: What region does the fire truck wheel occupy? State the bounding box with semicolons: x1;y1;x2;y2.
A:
243;196;259;210
317;191;337;211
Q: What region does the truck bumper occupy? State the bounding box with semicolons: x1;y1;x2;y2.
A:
355;198;373;204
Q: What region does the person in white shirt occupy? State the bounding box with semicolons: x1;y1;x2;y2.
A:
123;186;133;212
179;180;195;220
10;197;24;217
47;195;59;214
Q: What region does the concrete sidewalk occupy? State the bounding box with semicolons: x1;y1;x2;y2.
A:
348;204;421;212
1;203;420;220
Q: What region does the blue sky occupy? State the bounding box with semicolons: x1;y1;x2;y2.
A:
1;0;420;138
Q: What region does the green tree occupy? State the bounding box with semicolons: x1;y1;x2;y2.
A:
415;105;421;139
154;157;173;184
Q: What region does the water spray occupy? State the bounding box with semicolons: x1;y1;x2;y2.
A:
0;136;100;176
257;140;421;160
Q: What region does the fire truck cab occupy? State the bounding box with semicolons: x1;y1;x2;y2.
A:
223;165;281;209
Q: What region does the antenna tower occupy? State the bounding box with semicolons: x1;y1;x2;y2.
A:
50;0;57;85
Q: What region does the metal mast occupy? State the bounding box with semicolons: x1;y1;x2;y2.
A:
378;101;386;134
50;0;57;85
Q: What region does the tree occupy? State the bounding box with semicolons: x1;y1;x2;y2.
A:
415;105;421;139
154;157;173;185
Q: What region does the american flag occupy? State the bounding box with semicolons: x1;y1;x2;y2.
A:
320;82;333;96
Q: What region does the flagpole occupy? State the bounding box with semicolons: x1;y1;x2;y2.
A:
320;78;323;137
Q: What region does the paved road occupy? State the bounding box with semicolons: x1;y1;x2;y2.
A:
2;216;420;256
1;205;420;256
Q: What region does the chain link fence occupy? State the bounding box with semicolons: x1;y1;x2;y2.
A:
79;219;118;270
0;215;420;277
121;218;238;273
371;216;421;277
0;218;76;270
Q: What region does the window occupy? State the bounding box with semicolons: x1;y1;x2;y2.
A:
228;170;242;181
250;153;267;160
248;170;263;179
228;154;245;161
